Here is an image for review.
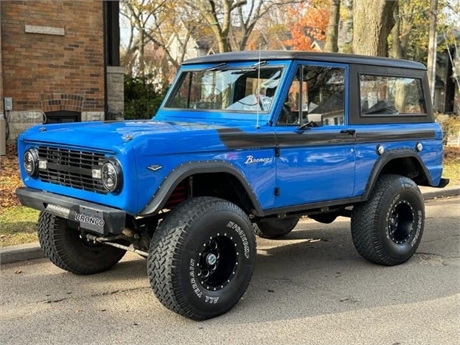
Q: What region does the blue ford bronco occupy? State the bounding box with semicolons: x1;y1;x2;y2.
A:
16;51;449;320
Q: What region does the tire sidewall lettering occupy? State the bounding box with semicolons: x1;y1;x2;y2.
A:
226;220;250;259
189;258;203;299
411;209;423;247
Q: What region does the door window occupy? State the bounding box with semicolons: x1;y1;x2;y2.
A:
278;65;346;126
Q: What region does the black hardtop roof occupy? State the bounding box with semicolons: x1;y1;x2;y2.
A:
182;51;426;70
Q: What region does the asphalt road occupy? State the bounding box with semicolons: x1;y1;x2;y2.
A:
1;197;459;345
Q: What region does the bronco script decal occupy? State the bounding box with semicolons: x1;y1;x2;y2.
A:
245;155;272;165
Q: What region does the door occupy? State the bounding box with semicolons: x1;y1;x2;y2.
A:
273;63;356;208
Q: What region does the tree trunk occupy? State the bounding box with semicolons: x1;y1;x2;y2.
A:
390;3;403;59
324;0;340;53
340;0;353;53
216;33;231;53
192;0;233;53
139;32;145;77
352;0;397;56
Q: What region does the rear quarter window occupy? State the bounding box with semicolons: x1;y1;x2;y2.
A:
359;75;426;116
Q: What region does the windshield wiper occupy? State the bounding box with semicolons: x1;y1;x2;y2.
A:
207;61;269;74
230;61;268;74
206;63;228;72
251;61;268;68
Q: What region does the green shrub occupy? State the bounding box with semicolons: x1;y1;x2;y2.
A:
435;113;460;146
124;74;168;120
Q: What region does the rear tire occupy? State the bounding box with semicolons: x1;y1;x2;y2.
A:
38;211;127;275
147;197;256;320
254;216;300;239
351;174;424;266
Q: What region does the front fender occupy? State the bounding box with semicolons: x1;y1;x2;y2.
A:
139;160;263;216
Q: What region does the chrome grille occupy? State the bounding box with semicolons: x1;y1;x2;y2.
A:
38;146;107;194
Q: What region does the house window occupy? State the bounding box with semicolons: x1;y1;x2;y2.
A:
45;110;81;123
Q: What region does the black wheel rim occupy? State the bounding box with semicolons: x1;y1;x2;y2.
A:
197;234;237;291
388;200;414;244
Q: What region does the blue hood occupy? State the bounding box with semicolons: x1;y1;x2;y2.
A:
19;120;231;154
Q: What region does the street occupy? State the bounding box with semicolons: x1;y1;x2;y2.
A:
1;197;459;345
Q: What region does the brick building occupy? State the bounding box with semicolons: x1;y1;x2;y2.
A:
0;0;124;142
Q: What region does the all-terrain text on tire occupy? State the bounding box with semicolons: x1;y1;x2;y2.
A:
17;51;449;320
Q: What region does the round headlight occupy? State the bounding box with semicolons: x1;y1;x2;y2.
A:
101;159;123;193
23;148;39;177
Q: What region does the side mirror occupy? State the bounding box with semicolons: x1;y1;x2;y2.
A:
297;121;320;130
296;112;323;130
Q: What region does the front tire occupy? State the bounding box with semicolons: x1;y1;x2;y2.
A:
38;212;127;275
351;174;424;266
254;216;300;239
147;197;256;320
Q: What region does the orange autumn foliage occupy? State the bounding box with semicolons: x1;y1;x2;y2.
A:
284;2;329;51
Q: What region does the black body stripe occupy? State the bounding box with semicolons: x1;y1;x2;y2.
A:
277;133;354;146
356;129;436;142
216;128;276;148
217;128;436;149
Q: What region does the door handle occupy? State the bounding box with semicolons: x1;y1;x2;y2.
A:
340;129;356;135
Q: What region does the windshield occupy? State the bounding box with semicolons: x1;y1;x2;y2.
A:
165;65;284;113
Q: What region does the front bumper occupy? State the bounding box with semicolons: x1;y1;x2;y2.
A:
16;187;126;235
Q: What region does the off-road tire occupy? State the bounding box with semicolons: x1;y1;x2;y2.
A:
147;197;256;320
351;174;424;266
38;211;127;275
253;216;300;239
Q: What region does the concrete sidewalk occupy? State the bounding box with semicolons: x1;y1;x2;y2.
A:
1;186;459;265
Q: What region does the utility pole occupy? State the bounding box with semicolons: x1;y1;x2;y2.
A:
427;0;438;105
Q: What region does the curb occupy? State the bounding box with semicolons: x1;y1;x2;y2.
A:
1;186;459;265
0;242;45;265
422;186;460;201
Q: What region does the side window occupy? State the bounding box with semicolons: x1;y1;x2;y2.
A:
277;68;303;125
277;65;346;126
359;75;426;115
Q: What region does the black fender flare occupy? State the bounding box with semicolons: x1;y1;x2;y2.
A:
139;160;263;216
362;149;434;201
